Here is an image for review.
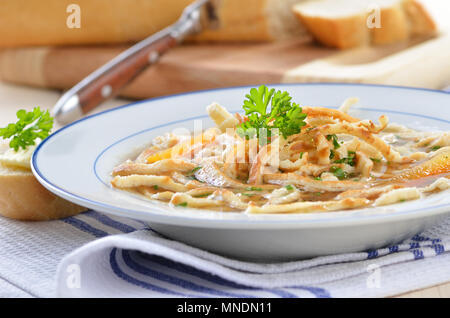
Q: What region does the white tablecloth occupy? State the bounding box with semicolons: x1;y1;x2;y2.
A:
1;210;449;298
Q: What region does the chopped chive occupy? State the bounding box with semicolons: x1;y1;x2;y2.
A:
242;193;256;197
299;152;304;159
153;185;159;190
175;202;188;207
326;134;340;149
193;193;212;198
333;151;356;166
285;185;294;191
315;177;322;181
186;166;204;182
370;157;382;163
188;166;202;175
246;187;263;191
330;166;348;180
329;149;335;160
431;146;441;151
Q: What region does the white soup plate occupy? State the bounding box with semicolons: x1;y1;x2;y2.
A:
32;84;450;261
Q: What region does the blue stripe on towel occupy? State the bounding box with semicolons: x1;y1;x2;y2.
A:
109;248;198;297
411;249;424;260
409;242;420;249
136;253;298;298
389;245;399;253
290;286;331;298
433;244;445;255
121;250;256;298
367;250;379;259
63;214;331;298
62;217;109;238
83;211;137;233
411;235;430;242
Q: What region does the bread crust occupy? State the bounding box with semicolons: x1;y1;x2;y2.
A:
403;0;437;37
0;164;86;221
0;0;193;47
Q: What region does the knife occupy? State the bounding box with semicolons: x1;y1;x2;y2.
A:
52;0;219;125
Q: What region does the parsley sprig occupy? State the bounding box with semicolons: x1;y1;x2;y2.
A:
236;85;307;145
0;107;54;151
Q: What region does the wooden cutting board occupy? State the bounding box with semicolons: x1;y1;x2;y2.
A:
0;33;449;99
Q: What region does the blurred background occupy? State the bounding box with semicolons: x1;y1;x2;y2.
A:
0;0;449;123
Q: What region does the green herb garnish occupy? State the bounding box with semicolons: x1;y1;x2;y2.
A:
175;202;188;207
153;185;159;190
236;85;307;145
193;193;212;198
370;157;382;163
431;146;441;151
246;187;263;191
330;166;349;180
242;193;256;197
329;149;335;160
285;185;294;191
186;166;203;181
315;176;322;181
188;166;202;175
0;107;54;151
333;151;356;166
326;134;340;149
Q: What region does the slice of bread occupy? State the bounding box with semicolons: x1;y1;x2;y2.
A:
293;0;437;49
0;143;86;221
293;0;370;49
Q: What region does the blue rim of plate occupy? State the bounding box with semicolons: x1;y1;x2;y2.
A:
32;83;450;226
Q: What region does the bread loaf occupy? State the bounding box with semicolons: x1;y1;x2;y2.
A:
0;0;309;47
293;0;437;49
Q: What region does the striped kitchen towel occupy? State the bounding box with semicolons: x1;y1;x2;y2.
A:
1;210;449;298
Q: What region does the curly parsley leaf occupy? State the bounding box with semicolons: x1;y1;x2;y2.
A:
0;107;54;151
236;85;307;145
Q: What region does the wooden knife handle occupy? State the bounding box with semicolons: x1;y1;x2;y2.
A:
78;34;177;114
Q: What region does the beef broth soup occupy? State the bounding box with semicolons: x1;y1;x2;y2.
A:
111;86;450;214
